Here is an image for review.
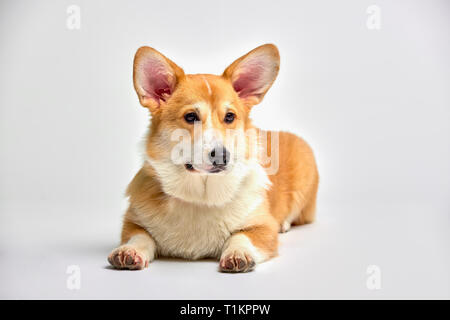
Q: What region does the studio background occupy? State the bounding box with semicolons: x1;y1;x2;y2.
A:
0;0;449;299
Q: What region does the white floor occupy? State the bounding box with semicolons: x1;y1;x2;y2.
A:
1;202;448;299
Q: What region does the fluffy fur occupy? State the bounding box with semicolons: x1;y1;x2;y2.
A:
108;44;319;272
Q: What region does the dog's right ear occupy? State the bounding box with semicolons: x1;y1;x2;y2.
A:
133;46;185;113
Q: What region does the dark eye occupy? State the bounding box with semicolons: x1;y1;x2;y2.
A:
184;112;200;124
224;112;235;124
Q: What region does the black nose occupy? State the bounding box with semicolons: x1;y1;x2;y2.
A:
209;146;230;167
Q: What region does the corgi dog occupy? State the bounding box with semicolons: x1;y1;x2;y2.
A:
108;44;319;272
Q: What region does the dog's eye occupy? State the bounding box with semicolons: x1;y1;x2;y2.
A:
184;112;200;124
224;112;235;124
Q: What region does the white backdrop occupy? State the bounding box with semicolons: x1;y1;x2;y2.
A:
0;0;449;299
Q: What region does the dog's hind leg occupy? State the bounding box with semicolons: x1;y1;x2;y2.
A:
293;179;318;226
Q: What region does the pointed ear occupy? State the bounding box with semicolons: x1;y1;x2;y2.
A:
133;46;185;113
223;44;280;107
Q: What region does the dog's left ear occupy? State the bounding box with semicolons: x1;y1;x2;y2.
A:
133;46;185;113
223;44;280;107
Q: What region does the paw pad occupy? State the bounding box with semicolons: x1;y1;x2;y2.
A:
219;251;256;273
107;246;147;270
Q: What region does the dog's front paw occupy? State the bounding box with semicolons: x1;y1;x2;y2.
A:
219;250;256;273
108;245;149;270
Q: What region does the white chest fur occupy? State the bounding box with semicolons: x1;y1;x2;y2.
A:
135;163;269;260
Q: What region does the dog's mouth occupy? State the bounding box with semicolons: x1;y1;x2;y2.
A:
184;163;226;174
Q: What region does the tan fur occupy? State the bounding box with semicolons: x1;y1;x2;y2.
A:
264;131;319;231
108;44;319;272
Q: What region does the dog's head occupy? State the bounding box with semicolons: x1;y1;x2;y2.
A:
133;44;279;206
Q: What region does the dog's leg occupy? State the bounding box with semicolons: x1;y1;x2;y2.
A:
219;222;278;273
108;218;156;270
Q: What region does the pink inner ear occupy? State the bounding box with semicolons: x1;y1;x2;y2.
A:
233;61;266;98
141;59;173;102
